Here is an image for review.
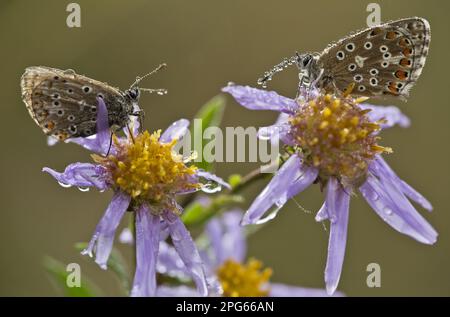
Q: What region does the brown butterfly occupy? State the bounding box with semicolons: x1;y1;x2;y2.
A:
257;17;431;100
21;65;166;141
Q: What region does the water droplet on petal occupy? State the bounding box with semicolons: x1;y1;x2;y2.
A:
78;186;90;192
58;181;72;188
383;206;393;215
255;204;282;225
201;181;222;194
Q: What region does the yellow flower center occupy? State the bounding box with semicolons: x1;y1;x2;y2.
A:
217;258;272;297
93;130;198;206
289;94;392;187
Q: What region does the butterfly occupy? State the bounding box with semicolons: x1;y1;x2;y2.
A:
21;64;167;141
257;17;431;100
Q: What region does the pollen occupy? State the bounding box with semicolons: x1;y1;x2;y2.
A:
217;258;272;297
93;130;198;206
289;93;391;186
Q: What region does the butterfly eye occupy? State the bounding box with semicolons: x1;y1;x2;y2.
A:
127;88;140;100
301;55;312;67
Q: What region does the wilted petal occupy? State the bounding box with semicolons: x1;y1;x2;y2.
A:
160;119;190;143
269;283;344;297
222;84;298;114
131;204;161;297
67;97;112;154
164;211;208;296
241;154;304;225
206;210;246;265
196;170;231;190
81;191;130;269
324;178;351;295
359;103;410;129
156;285;200;297
371;156;432;211
43;163;108;190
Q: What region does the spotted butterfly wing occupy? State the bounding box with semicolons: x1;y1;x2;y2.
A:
21;66;133;140
317;17;430;99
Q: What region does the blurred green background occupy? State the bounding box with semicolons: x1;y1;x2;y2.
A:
1;0;449;296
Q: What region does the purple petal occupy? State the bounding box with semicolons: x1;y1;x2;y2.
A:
222;84;298;114
118;228;134;245
196;170;231;190
315;201;329;222
157;241;190;279
66;97;112;154
285;165;319;199
269;283;344;297
156;285;200;297
360;175;432;244
164;210;208;296
131;204;161;297
361;172;437;245
160;119;190;143
241;155;306;225
81;191;130;269
43;163;108;190
371;156;432;211
324;178;351;295
206;210;246;265
359;103;410;129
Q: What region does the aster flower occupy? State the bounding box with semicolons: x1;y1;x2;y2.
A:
223;84;437;295
153;210;342;297
43;97;229;297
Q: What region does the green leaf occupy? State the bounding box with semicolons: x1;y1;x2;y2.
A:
182;194;244;227
43;256;100;297
74;242;130;295
191;94;226;171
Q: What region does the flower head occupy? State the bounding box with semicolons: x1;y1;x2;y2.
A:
43;97;230;296
288;93;391;187
223;84;437;294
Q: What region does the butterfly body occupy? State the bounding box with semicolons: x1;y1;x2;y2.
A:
21;66;140;141
258;17;431;100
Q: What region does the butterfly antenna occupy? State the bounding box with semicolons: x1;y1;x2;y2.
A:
131;63;167;88
257;54;299;88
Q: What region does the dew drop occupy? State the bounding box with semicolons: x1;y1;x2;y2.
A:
255;204;282;225
383;206;393;215
58;181;72;188
200;181;222;194
77;186;90;192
